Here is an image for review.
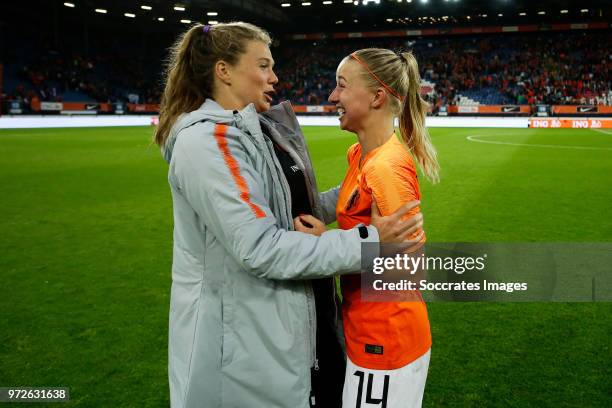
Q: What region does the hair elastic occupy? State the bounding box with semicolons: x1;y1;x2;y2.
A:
395;49;407;63
202;25;211;34
349;52;404;102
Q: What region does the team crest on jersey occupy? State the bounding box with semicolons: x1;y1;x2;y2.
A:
345;187;360;211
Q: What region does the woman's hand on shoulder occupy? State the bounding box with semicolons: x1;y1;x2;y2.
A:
294;214;327;236
371;199;424;245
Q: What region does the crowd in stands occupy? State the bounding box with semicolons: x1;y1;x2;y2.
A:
422;32;611;106
6;51;161;110
273;31;611;107
15;54;109;103
4;30;610;112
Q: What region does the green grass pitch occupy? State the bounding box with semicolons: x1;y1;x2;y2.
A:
0;125;611;407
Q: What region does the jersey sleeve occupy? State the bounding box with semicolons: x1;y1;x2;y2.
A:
363;152;421;220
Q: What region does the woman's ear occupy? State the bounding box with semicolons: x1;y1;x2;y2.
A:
371;88;386;109
214;60;232;85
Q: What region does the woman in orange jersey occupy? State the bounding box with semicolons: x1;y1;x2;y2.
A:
295;48;439;408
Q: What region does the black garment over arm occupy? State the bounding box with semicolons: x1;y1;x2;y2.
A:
264;130;345;408
270;139;312;218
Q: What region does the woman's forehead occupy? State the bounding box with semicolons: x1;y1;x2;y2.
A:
336;59;360;80
243;40;272;60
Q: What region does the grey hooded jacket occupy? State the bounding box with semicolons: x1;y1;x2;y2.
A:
164;99;379;408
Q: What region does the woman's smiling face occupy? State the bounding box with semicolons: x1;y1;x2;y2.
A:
328;58;374;133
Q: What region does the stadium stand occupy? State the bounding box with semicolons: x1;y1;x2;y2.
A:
2;29;610;114
5;51;162;109
273;31;611;108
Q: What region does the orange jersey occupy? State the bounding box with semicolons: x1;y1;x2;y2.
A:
337;135;431;370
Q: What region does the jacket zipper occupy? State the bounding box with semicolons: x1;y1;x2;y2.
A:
305;281;318;370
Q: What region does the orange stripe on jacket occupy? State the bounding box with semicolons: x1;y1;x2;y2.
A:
213;124;266;219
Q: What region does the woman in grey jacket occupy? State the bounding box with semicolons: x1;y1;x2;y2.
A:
154;22;424;408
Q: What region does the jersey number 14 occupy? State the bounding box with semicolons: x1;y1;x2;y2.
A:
354;370;389;408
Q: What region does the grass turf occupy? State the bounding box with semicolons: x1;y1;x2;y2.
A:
0;125;610;407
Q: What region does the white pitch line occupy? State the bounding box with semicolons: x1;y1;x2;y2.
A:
466;135;612;151
592;128;612;135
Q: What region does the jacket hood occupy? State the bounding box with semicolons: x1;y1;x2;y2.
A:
161;99;300;163
161;98;253;163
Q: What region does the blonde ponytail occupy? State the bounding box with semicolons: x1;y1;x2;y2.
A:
398;52;439;184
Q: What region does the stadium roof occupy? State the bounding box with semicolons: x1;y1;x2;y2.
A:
1;0;610;35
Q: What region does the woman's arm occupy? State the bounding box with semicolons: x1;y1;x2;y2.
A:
319;185;341;224
170;122;379;280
